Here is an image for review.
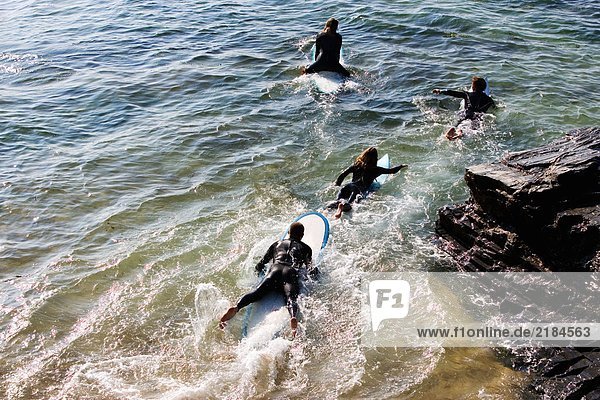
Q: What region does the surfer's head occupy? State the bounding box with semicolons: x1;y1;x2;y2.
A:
355;147;378;168
324;18;338;33
472;76;487;92
289;222;305;240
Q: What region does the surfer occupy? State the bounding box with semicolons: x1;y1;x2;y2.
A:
328;147;407;218
301;17;351;77
219;222;314;337
432;76;495;140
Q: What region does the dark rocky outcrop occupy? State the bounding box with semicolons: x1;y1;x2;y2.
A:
435;127;600;399
513;347;600;400
437;127;600;272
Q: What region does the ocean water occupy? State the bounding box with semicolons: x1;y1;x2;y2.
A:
1;0;598;398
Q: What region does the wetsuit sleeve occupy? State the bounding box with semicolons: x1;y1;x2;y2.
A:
255;241;276;274
314;34;322;60
335;165;354;186
374;164;406;175
304;246;319;277
441;90;467;100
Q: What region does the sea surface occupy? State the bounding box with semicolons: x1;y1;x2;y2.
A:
1;0;599;399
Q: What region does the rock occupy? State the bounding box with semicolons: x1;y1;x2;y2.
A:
435;127;600;400
516;347;600;400
437;127;600;272
437;201;547;271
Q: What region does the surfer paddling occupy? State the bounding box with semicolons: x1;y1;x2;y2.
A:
301;17;350;77
432;76;495;140
219;222;314;337
327;147;407;218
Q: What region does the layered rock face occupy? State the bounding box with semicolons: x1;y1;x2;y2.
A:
437;127;600;272
435;127;600;400
518;347;600;400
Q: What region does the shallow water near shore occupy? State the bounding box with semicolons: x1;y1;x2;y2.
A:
1;0;599;398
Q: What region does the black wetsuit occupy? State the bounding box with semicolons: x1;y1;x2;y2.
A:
330;164;404;210
440;90;495;126
305;31;350;77
236;239;313;319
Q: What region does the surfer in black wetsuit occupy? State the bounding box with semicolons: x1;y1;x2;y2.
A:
433;76;495;140
327;147;407;218
219;222;313;337
302;17;351;77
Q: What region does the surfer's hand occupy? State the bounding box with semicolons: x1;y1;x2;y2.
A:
254;262;265;274
432;89;441;94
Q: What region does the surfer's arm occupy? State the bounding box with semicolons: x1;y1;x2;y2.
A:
440;89;467;100
315;43;322;60
314;34;323;60
335;166;354;186
305;247;319;277
255;242;276;274
374;165;407;175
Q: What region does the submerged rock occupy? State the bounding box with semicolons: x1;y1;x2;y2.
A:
435;127;600;400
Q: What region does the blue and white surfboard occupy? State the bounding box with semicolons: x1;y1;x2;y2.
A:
241;212;330;337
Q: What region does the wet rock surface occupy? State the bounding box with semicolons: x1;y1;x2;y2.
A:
512;347;600;400
435;127;600;399
437;127;600;272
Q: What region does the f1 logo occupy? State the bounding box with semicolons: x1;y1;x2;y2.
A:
369;280;411;331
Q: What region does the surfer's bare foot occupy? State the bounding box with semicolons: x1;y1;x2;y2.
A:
334;203;344;219
445;127;462;140
218;306;238;329
290;317;298;338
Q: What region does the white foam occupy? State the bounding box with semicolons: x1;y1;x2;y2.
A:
193;283;230;342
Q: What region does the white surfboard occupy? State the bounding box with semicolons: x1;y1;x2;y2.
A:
312;71;346;93
484;78;490;96
369;154;391;191
241;212;330;337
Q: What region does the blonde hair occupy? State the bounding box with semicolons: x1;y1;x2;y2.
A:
354;147;378;168
323;18;338;33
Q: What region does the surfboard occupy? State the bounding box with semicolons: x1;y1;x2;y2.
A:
368;153;391;191
312;71;346;94
241;212;330;337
